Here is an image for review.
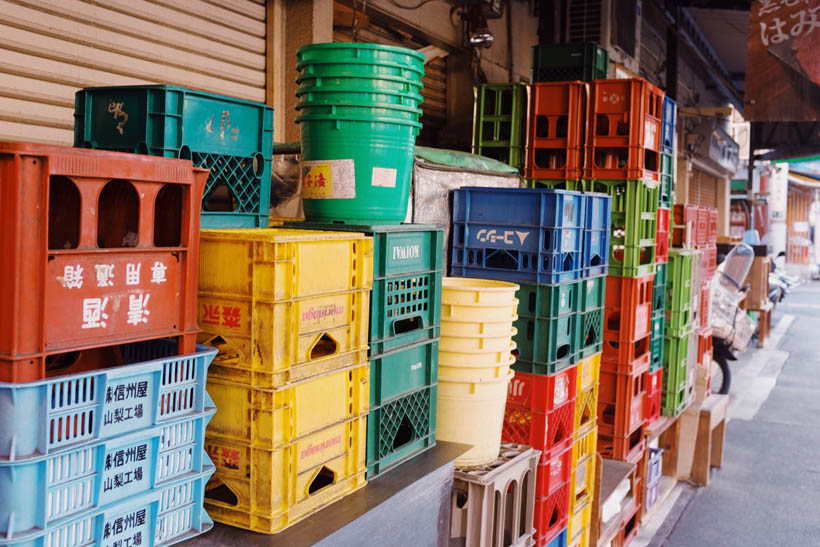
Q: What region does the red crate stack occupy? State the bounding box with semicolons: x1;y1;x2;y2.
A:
525;81;585;181
597;353;649;459
708;208;718;244
656;207;670;263
701;243;717;281
503;365;577;546
584;79;664;182
0;142;207;382
672;204;699;248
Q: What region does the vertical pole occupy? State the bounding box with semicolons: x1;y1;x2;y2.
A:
747;122;757;232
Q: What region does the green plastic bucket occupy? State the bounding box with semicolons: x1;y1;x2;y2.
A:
297;42;424;224
297;42;425;72
297;116;419;224
296;87;423;108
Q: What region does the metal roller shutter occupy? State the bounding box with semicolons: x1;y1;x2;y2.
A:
688;168;719;208
333;19;447;147
0;0;267;145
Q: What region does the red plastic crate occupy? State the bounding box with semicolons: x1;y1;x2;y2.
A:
585;78;663;181
698;327;713;367
598;362;647;438
598;424;647;462
699;284;712;329
525;82;585;180
708;207;718;244
537;442;573;497
604;274;654;343
644;368;663;425
507;365;578;413
534;482;570;546
503;392;577;460
672;203;698;248
0;142;206;382
696;206;709;247
701;244;717;281
656;207;670;264
602;332;652;367
618;492;642;544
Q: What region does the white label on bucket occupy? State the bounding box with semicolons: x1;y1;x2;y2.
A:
300;159;355;199
371;167;397;188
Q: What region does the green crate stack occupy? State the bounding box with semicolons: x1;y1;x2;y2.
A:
650;263;667;372
586;179;659;278
474;83;527;170
660;153;675;208
512;280;585;375
661;249;696;416
285;222;444;478
530;42;609;83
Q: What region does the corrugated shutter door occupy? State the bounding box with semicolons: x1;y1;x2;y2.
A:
333;22;446;147
688;168;719;208
0;0;267;145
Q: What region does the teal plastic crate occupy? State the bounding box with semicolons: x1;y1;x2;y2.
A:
286;222;444;356
667;249;694;312
531;42;609;82
513;313;579;373
660;153;674;207
517;281;583;319
366;384;436;478
370;339;439;408
650;332;663;372
581;275;607;313
586;179;658;277
474;83;527;169
653;263;667;314
74;85;274;228
579;308;604;358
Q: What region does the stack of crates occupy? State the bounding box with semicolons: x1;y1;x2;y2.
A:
197;229;374;534
449;185;611;547
663;248;696;416
287;223;444;478
473;83;528;170
0;142;217;546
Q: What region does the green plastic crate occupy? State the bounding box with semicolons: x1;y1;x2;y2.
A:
663;332;690;394
474;83;527;168
661;387;687;417
581;275;607;313
660;153;675;207
586;179;658;277
366;384;437;478
578;308;604;358
666;309;694;338
650;332;664;372
513;314;579;374
525;179;584;191
74;85;274;228
286;222;444;356
370;339;439;408
667;249;694;313
516;281;583;319
531;42;609;82
653;263;667;314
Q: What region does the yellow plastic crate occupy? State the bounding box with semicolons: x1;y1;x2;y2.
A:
574;383;599;438
199;289;370;388
204;415;367;534
576;352;601;395
207;362;369;449
199;228;374;299
567;501;591;547
570;443;596;512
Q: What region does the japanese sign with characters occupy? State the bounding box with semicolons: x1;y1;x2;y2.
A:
746;0;820;121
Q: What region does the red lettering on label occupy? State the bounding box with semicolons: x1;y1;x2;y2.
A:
202;304;220;326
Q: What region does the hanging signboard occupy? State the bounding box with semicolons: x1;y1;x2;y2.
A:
745;0;820;121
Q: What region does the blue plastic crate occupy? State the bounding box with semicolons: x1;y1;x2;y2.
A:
543;527;568;547
583;192;611;278
0;341;216;462
74;85;274;228
662;96;676;155
453;186;585;231
0;470;214;546
0;408;214;539
451;247;582;284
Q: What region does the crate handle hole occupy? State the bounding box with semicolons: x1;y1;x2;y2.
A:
154;184;182;247
206;336;241;364
97;180;139;248
393;316;421;335
557;344;569;360
453;488;468;509
485;249;520;271
310;333;339;359
45;351;82;373
205;481;239;506
393;416;415;449
606;311;621;332
308;466;336;495
601;405;615;426
48;176;81;250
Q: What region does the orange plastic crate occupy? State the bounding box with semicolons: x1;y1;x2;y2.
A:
604;274;654;343
525;82;585;180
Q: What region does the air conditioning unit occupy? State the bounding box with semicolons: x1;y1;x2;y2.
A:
566;0;641;74
685;117;740;176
